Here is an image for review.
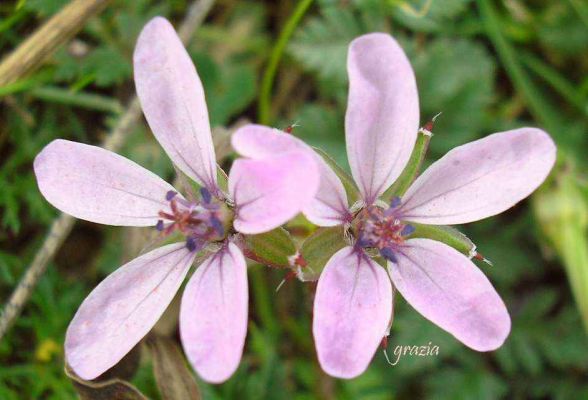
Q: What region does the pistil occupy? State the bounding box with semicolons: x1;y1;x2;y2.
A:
155;188;232;251
355;197;414;263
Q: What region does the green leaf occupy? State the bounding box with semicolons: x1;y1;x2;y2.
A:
410;37;496;155
390;0;474;33
288;103;346;167
289;7;362;85
313;147;360;206
82;47;132;87
299;226;346;281
478;0;566;145
537;2;588;56
243;228;297;267
208;64;257;126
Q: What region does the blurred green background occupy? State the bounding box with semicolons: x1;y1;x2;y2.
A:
1;0;587;398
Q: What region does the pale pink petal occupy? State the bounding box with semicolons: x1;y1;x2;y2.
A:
134;17;217;191
232;124;350;226
390;239;511;351
313;247;392;379
345;33;419;205
231;124;304;158
180;243;248;383
229;150;320;234
34;139;177;226
65;243;196;380
397;128;556;225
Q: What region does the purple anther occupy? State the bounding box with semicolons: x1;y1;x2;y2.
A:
155;220;164;231
390;196;401;208
186;237;198;252
200;187;212;204
210;214;224;236
166;190;177;201
380;247;398;263
356;235;373;248
400;224;415;236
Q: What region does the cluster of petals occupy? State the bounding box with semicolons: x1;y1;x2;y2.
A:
33;17;319;383
234;33;556;378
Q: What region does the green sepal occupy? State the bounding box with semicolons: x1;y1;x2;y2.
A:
313;147;360;206
381;129;431;201
243;227;297;267
216;164;229;194
299;226;346;281
177;164;228;200
407;223;476;258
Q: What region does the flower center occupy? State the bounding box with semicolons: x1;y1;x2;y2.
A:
354;197;414;263
156;188;231;252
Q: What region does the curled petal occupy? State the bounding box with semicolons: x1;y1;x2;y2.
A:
134;17;217;191
313;247;392;378
180;243;248;383
346;33;419;205
391;238;511;351
66;243;196;380
229;150;320;234
34;139;177;226
397;128;556;225
231;124;304;158
232;124;349;226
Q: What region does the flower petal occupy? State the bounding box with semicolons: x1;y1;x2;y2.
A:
134;17;217;191
34;139;177;226
232;124;349;226
345;33;419;205
65;243;196;380
397;128;556;225
180;243;248;383
229;150;320;234
231;123;304;157
390;238;511;351
313;247;392;378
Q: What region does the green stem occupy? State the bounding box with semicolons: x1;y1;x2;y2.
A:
520;52;588;119
257;0;314;125
30;86;123;114
568;0;588;29
0;70;53;98
477;0;562;136
250;266;279;338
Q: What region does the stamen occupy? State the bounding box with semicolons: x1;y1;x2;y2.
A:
400;224;415;236
209;214;224;236
186;237;198;252
355;205;413;260
166;190;177;201
390;196;401;208
356;236;373;248
156;188;228;250
200;187;212;204
380;247;398;263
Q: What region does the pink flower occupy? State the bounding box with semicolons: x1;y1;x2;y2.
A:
232;33;556;378
33;17;319;383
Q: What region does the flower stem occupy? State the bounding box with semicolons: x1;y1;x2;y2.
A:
257;0;314;125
